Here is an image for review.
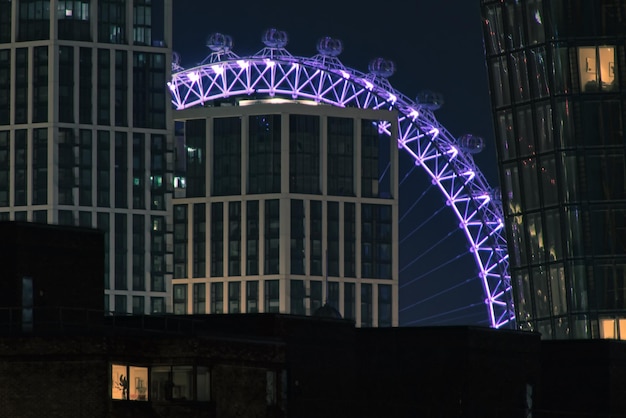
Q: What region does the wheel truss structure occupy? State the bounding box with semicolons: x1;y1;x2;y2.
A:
167;39;515;329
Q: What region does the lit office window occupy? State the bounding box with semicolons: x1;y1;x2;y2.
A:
111;364;148;401
578;46;618;92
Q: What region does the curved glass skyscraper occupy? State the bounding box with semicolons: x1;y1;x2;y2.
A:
481;0;626;339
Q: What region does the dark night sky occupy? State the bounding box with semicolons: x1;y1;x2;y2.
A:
172;1;500;327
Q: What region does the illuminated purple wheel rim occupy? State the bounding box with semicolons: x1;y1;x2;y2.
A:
167;31;514;329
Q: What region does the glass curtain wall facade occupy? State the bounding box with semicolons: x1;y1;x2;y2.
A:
172;102;399;327
0;0;174;314
481;0;626;339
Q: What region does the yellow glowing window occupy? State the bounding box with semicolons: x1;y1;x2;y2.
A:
578;46;618;92
111;364;149;401
599;318;616;339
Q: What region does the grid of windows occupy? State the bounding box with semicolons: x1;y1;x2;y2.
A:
79;130;92;205
98;0;126;44
265;280;279;313
79;47;92;124
210;202;224;277
133;0;151;45
97;131;111;207
18;0;50;41
327;117;354;196
114;213;127;291
14;48;27;124
210;282;223;314
193;203;206;278
133;52;166;129
115;51;128;127
327;201;339;276
361;204;392;279
289;114;320;194
185;119;206;198
32;128;47;205
264;199;280;275
213;117;241;196
344;202;356;277
246;281;258;313
0;0;11;43
114;132;127;208
32;46;48;123
193;283;206;314
249;115;281;194
132;214;145;291
481;0;626;339
58;128;75;205
14;130;26;206
57;0;90;41
0;130;8;206
59;46;74;123
150;215;166;292
246;200;259;275
150;135;166;210
290;199;305;275
97;49;111;125
310;201;322;276
173;205;187;279
0;49;9;125
228;281;240;313
132;134;144;208
228;201;241;276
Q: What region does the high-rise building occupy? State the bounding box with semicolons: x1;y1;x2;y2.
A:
169;34;400;326
0;0;174;315
172;101;399;326
480;0;626;338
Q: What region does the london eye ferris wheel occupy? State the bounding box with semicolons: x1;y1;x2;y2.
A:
167;29;514;329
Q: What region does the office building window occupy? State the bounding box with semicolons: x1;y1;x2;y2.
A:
344;202;356;277
32;128;48;205
133;0;151;45
0;1;11;43
265;280;279;313
246;200;259;275
173;205;187;278
111;364;148;401
289;114;320;194
327;201;339;276
151;215;166;292
362;204;392;279
98;213;110;289
361;120;380;198
115;132;127;208
14;48;28;124
378;284;392;327
246;281;258;313
249;115;281;194
211;282;223;314
33;46;48;123
211;202;224;277
310;200;322;276
150;365;210;402
34;210;47;223
290;280;305;315
115;214;128;290
132;296;144;315
98;0;126;44
193;283;206;314
115;50;128;126
361;283;372;327
151;297;165;314
173;284;187;315
328;281;339;311
193;203;206;277
579;46;618;92
18;0;50;41
57;0;90;41
344;282;355;321
328;117;354;195
213;117;241;196
310;280;322;313
228;281;240;313
58;128;75;205
265;199;280;275
150;135;166;210
132;133;145;208
114;294;127;314
59;46;74;123
185;119;206;198
0;49;9;125
290;199;305;275
132;215;145;291
0;130;8;206
79;47;92;124
14;130;26;206
133;52;166;129
229;201;241;276
79;130;92;206
97;132;111;206
97;49;111;125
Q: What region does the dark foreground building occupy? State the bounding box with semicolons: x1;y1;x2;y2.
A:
480;0;626;339
2;222;626;417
